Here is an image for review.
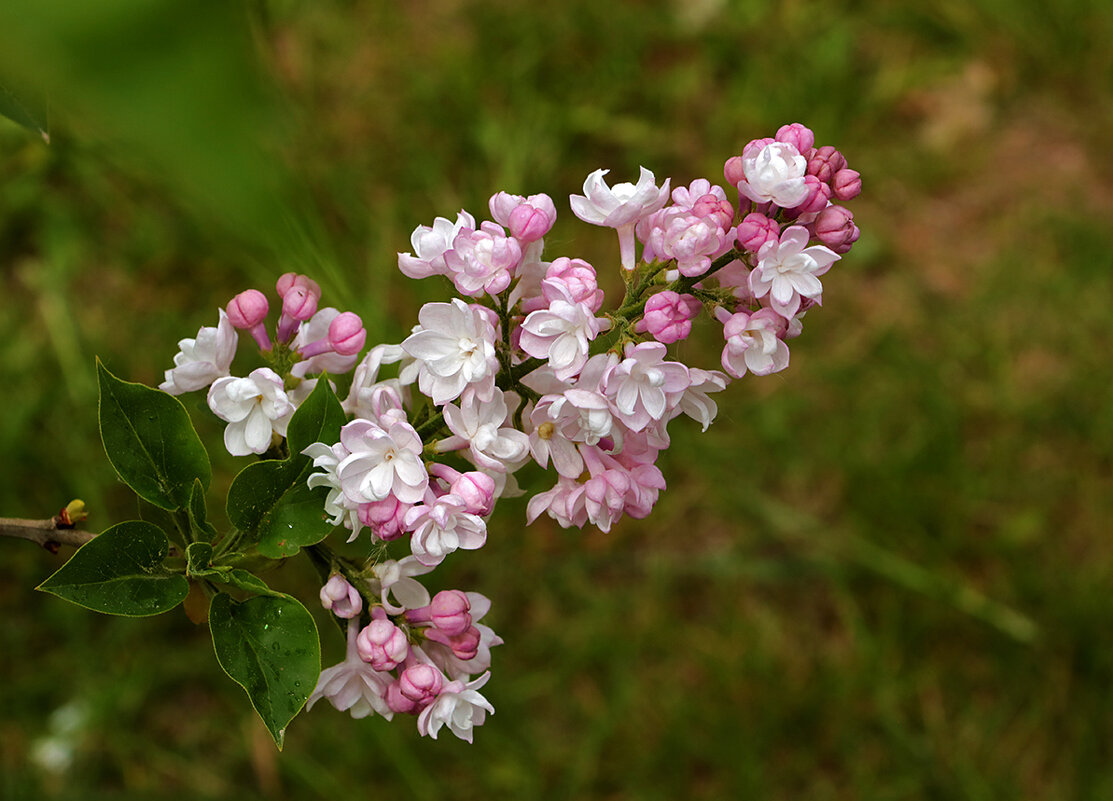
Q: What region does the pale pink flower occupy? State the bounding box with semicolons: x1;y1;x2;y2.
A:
308;620;393;720
405;493;488;567
541;257;604;313
320;574;363;619
207;368;294;456
402;299;499;405
398;210;476;279
369;557;434;615
721;308;790;378
638;290;702;344
602;342;690;432
526;476;588;529
738;141;810;208
160;309;238;395
675;367;729;431
489;191;557;242
519;284;609;380
640;207;732;278
417;672;495;743
749;225;839;319
335;418;428;505
291;307;361;377
570;167;670;270
438;389;530;472
444;222;522;297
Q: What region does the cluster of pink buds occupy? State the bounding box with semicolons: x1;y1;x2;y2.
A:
309;574;500;742
158;123;860;743
159;272;367;455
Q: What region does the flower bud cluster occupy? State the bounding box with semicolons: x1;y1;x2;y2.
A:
158;123;860;743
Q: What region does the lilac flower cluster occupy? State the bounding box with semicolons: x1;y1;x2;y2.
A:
158;123;860;742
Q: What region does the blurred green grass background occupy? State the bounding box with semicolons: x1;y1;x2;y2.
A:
2;0;1112;798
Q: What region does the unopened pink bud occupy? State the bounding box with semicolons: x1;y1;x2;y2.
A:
450;471;496;516
787;175;831;216
735;213;781;253
723;155;745;188
508;204;555;242
319;574;363;619
775;123;815;154
386;681;418;714
282;285;319;322
692;193;734;230
832;168;861;201
358;496;409;541
327;311;366;356
398;663;443;707
807;145;847;185
430;590;472;636
227;289;269;329
356;618;410;671
276;272;321;299
638;290;702;344
448;626;480;660
814;205;860;253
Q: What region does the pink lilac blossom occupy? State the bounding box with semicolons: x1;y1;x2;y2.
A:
444;222;522;298
519;284;609;380
320;574;363;619
405;492;488;567
335;418;428;505
308;620;393;720
438;389;530;472
417;671;495;743
720;308;790;378
736;141;810;208
489;191;557;243
637;290;702;344
602;342;690;432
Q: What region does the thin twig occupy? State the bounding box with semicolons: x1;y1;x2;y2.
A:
0;500;94;553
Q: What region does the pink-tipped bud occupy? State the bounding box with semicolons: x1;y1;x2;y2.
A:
451;471;496;517
356;618;410;671
508;203;556;242
319;574;363;619
723;155;746;188
735;212;781;253
832;168;861;201
276;272;321;299
786;176;832;217
227;289;269;329
692;193;735;230
327;311;366;356
448;626;481;660
430;590;472;636
638;290;702;345
386;681;418;714
398;664;443;708
814;205;860;253
775;123;815;154
358;496;409;541
543;257;603;312
282;285;319;322
807;145;847;185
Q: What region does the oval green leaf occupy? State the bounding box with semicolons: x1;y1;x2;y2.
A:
98;359;211;510
209;592;321;749
36;521;188;617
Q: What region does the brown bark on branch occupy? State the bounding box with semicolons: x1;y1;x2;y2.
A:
0;500;94;553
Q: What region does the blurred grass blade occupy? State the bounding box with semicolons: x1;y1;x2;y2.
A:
0;74;49;141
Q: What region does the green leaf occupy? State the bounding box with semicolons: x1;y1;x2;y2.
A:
188;479;217;542
226;379;345;558
37;521;188;616
209;592;320;749
98;359;211;511
0;74;48;140
185;541;215;577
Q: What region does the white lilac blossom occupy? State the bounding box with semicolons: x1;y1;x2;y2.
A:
303;441;363;539
370;557;435;615
207;368;295;456
160;309;238;395
401;299;499;405
308;621;394;720
398;210;476;280
438;389;530;472
749;225;839;319
737;141;810;208
602;342;690;433
570;167;670;270
519;283;610;380
335;418;428;505
675;368;729;431
417;671;495;743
